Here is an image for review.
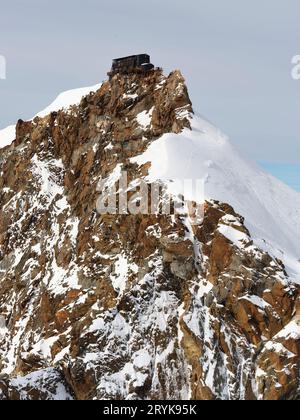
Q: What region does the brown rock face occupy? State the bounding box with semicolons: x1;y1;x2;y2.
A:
0;69;299;400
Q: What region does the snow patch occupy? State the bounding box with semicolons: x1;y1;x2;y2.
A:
0;125;16;149
218;224;249;248
136;107;154;129
275;317;300;341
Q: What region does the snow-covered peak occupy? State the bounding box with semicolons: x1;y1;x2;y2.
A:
0;83;102;149
132;114;300;281
1;70;299;400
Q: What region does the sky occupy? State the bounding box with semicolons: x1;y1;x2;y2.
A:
0;0;300;163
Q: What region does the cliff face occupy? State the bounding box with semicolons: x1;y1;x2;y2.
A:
0;69;299;400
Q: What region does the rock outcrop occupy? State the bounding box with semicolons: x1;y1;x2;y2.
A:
0;68;299;400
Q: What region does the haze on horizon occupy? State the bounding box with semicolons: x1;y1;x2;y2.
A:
0;0;300;163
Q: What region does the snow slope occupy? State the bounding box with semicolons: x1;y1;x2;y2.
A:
132;114;300;283
0;125;16;148
0;83;102;149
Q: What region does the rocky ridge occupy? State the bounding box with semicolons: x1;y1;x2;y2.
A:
0;69;299;400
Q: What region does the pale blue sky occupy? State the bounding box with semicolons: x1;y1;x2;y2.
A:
0;0;300;163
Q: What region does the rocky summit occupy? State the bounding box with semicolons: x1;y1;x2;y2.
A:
0;67;300;400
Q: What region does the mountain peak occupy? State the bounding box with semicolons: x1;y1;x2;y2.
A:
0;68;193;153
0;66;300;400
